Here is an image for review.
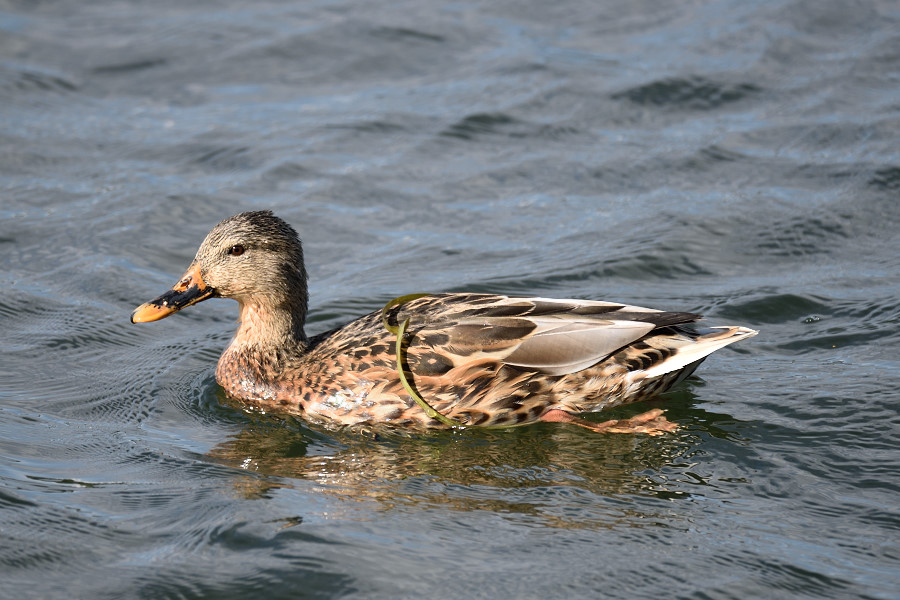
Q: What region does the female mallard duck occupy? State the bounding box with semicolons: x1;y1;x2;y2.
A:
132;211;756;435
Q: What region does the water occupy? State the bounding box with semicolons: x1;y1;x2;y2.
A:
2;1;899;598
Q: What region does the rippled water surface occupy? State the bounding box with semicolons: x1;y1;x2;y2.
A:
2;1;899;598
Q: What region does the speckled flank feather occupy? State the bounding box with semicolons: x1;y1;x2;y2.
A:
134;212;758;431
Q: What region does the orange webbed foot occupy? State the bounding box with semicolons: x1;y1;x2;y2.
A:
540;408;678;436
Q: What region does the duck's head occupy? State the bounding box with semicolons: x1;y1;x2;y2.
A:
131;211;308;325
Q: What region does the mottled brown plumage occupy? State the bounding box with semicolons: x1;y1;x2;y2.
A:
132;211;757;434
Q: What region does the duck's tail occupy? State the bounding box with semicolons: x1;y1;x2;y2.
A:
640;326;758;379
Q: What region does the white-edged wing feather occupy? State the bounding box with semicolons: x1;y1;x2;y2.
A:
438;295;704;376
502;318;655;375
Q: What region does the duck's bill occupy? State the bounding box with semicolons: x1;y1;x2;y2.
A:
131;262;214;323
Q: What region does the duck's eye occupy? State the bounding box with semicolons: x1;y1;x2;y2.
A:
228;245;245;257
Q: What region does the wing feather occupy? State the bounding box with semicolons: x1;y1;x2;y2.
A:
417;295;703;376
503;318;655;375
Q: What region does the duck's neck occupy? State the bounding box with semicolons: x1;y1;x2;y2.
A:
230;299;308;353
215;298;308;402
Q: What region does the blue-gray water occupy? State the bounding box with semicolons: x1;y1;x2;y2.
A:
2;1;899;598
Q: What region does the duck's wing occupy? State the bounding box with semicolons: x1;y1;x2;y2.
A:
409;295;703;376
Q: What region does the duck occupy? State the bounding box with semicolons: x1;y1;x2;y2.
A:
131;210;757;435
